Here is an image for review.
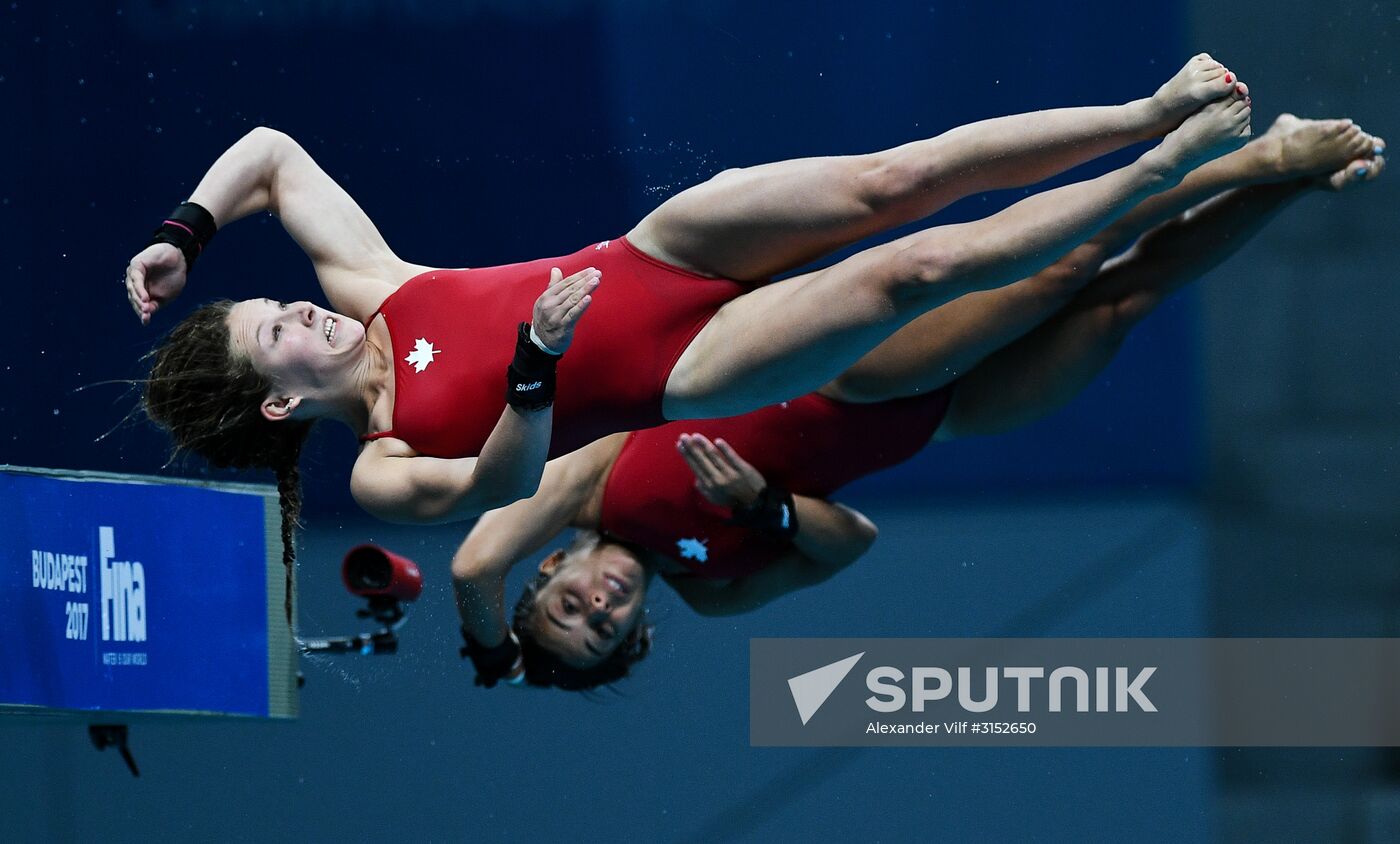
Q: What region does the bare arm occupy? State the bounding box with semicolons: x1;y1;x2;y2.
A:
667;433;877;615
352;266;602;523
675;432;879;564
128;126;408;324
788;494;879;567
447;454;599;646
351;405;555;525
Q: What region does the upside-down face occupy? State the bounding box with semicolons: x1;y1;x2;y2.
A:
526;542;652;669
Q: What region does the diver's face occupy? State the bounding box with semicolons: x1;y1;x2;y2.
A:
530;544;650;669
227;298;364;395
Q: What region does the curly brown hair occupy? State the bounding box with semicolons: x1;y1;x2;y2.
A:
142;299;312;626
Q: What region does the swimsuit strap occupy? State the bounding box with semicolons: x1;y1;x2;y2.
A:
359;290;402;445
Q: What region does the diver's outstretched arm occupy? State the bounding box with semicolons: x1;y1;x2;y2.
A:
448;447;608;645
125;127;413;325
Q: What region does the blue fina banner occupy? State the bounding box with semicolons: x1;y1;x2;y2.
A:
0;466;295;719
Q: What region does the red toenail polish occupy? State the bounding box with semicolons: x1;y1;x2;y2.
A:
1224;73;1233;83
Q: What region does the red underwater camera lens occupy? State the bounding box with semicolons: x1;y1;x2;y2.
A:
341;544;423;602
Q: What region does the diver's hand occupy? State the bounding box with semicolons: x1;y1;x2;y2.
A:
530;266;599;354
677;433;767;509
125;242;187;325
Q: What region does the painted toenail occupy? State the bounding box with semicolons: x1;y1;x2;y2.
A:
1375;145;1386;156
1355;167;1369;178
1224;73;1233;84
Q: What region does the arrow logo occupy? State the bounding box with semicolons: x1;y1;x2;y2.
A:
787;652;864;725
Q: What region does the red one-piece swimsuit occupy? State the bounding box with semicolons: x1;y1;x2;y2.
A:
360;236;745;459
597;385;956;579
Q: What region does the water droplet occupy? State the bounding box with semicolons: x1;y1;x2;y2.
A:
146;71;154;80
53;409;59;415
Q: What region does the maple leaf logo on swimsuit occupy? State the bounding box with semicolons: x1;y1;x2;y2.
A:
405;338;440;373
676;537;709;563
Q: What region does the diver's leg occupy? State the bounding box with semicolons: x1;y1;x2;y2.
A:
628;54;1237;283
936;137;1383;439
818;111;1383;403
662;90;1252;420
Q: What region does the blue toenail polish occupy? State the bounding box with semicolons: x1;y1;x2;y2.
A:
1355;167;1369;178
1375;145;1385;156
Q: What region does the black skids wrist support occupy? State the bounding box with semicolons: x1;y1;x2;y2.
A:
505;322;560;411
148;201;217;270
460;626;524;688
729;484;800;542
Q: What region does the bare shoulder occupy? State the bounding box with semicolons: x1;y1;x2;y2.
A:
325;259;436;325
349;437;417;520
567;433;633;525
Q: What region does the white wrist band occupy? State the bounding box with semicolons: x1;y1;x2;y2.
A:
528;323;563;356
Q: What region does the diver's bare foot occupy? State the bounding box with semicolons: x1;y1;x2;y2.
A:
1256;113;1381;185
1144;83;1252;179
1323;135;1385;191
1146;53;1237;133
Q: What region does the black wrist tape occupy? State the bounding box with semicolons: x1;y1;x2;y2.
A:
460;626;523;689
147;201;217;271
505;322;559;411
729;485;800;542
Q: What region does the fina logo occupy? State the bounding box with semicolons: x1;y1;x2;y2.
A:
98;527;147;643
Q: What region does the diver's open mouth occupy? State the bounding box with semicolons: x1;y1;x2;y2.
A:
323;316;337;345
604;573;630;598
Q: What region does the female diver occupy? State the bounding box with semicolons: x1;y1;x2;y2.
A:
447;114;1384;689
127;57;1250;622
